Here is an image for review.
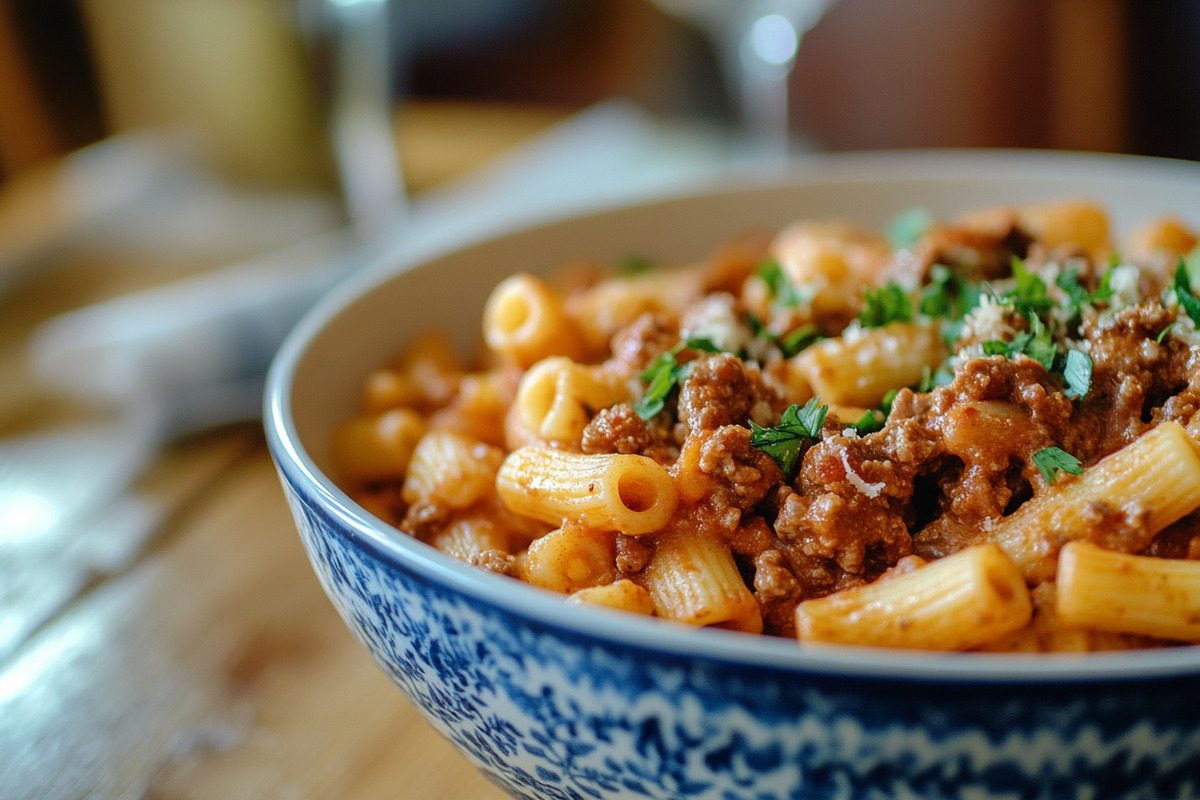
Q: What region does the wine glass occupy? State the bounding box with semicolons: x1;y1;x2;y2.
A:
295;0;408;234
652;0;837;164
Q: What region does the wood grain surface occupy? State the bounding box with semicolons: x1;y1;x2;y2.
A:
0;103;560;800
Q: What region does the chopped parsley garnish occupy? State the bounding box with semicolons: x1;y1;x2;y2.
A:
1061;349;1092;399
755;259;809;308
618;254;655;274
1005;257;1054;318
920;264;982;348
981;315;1092;399
917;360;955;393
1092;266;1116;303
632;337;722;419
850;408;886;436
1056;266;1091;308
920;264;980;320
1056;264;1115;322
1032;446;1083;484
982;314;1057;372
845;389;897;435
683;336;720;354
749;398;828;477
777;324;822;357
887;207;935;249
1173;260;1200;326
634;351;683;419
857;281;913;328
749;316;822;357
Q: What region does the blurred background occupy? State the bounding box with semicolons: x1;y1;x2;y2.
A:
0;0;1197;436
2;0;1198;196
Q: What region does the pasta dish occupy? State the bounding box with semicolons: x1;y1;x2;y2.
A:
332;199;1200;652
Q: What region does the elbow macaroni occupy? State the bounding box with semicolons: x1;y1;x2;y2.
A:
335;199;1200;652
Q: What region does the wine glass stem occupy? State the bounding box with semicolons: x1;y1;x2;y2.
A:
738;52;792;163
726;14;800;164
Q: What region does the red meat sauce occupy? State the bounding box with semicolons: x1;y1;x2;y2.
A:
571;221;1200;639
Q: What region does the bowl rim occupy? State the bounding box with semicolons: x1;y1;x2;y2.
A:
265;147;1200;684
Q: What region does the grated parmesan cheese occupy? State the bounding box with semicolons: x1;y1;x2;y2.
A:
840;449;885;498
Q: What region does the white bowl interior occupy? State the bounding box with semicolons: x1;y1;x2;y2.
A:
272;149;1200;680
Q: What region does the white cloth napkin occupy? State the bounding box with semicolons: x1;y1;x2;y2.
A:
28;101;729;438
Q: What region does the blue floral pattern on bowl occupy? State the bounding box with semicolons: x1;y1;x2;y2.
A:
275;459;1200;800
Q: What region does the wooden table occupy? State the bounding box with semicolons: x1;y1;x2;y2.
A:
0;102;572;800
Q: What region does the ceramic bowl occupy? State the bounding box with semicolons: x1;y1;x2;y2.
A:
265;150;1200;800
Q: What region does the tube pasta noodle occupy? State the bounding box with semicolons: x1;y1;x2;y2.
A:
335;198;1200;652
432;516;509;563
565;266;705;352
429;370;515;448
509;356;633;448
768;219;891;322
363;330;463;414
496;447;678;536
483;273;586;367
1057;542;1200;642
795;545;1032;650
567;579;656;615
793;321;947;408
643;529;763;633
401;430;504;510
332;408;426;484
521;523;616;594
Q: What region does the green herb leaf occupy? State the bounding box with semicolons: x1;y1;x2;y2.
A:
749;315;822;357
982;340;1012;358
756;259;809;308
1006;257;1054;318
858;282;913;328
778;324;822;357
1032;446;1083;484
1173;260;1200;325
847;387;900;436
982;315;1056;372
632;338;725;419
850;408;886;436
633;351;683;419
880;388;898;415
749;399;828;477
1055;266;1091;320
1024;316;1058;372
920;264;979;320
887;207;935;249
1061;349;1092;399
1157;321;1179;344
1057;264;1115;320
682;336;721;354
618;254;655;275
1092;265;1116;303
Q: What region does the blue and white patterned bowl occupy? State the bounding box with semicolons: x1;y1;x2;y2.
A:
265;151;1200;799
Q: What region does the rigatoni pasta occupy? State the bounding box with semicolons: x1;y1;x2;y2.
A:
335;198;1200;652
792;320;947;408
496;447;678;536
794;544;1032;650
1056;541;1200;642
643;528;763;633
